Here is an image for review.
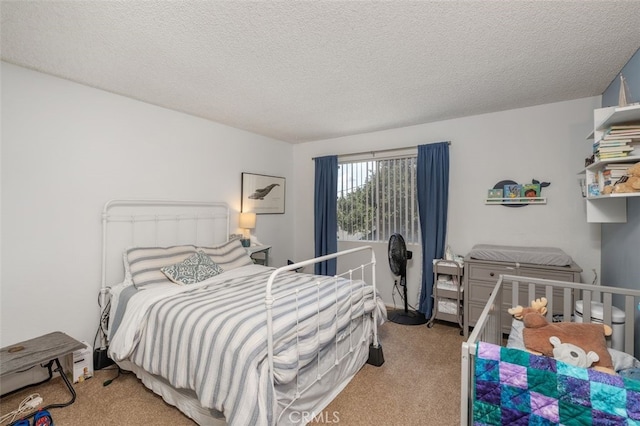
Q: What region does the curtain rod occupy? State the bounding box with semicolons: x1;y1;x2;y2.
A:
312;141;451;161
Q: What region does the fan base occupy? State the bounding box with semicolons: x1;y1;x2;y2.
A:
388;309;428;325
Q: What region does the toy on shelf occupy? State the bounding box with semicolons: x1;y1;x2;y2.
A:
602;162;640;195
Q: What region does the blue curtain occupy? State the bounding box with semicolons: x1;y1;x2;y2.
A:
314;155;338;275
417;142;450;317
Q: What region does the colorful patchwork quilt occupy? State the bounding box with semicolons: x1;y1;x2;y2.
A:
474;342;640;425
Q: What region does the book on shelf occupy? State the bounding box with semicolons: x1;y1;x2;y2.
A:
608;124;640;131
520;183;540;198
606;128;640;133
592;140;638;155
594;140;633;147
487;188;503;202
605;133;640;139
597;145;634;153
603;166;636;180
503;184;521;202
598;152;630;160
602;134;636;140
607;163;635;167
609;124;640;129
602;127;640;141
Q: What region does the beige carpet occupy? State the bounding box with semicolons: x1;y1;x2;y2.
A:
0;321;464;425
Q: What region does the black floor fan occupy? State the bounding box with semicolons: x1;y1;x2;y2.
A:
387;233;427;325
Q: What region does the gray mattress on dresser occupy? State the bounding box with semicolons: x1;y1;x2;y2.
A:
468;244;573;267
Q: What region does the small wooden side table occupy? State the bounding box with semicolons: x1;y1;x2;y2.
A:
1;332;86;421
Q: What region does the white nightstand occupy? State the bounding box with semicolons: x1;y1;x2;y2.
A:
245;245;271;266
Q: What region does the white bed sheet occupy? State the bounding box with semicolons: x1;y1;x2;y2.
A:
116;317;372;426
108;264;383;425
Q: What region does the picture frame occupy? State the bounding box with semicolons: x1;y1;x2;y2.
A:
241;172;286;214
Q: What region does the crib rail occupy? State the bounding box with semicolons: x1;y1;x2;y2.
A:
461;274;640;426
504;274;640;355
460;276;503;425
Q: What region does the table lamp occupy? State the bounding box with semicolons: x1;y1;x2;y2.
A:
239;212;256;247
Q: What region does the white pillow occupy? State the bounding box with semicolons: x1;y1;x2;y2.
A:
197;239;254;271
126;245;196;288
161;251;223;285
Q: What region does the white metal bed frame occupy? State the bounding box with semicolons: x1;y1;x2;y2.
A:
460;274;640;425
100;199;230;348
100;199;383;425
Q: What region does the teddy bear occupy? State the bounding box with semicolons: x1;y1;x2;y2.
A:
602;161;640;195
550;336;599;368
508;298;615;373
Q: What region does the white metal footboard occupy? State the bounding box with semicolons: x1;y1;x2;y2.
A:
460;274;640;426
265;246;380;423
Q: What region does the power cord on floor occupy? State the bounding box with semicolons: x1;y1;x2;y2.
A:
102;365;130;387
0;393;42;425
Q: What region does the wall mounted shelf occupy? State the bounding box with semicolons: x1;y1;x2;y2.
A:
586;104;640;139
583;104;640;223
586;192;640;200
485;197;547;205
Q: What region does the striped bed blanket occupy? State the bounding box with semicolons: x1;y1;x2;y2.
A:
109;264;385;425
474;342;640;425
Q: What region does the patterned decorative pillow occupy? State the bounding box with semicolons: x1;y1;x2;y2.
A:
126;245;196;288
161;251;224;285
197;239;254;271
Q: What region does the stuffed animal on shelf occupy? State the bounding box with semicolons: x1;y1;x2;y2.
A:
509;298;615;374
550;336;600;368
602;161;640;195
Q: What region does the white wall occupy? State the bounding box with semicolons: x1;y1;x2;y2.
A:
292;97;603;309
0;62;294;347
1;61;605;347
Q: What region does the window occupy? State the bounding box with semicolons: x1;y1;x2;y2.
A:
337;156;419;244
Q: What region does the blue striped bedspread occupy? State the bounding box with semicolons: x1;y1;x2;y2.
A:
109;264;385;425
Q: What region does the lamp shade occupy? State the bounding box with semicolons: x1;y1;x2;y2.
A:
239;212;256;229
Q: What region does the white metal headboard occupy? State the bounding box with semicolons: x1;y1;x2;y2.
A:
100;199;230;293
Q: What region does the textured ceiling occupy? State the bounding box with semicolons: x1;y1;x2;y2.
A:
2;1;639;143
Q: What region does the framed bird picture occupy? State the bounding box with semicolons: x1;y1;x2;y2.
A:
241;172;286;214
